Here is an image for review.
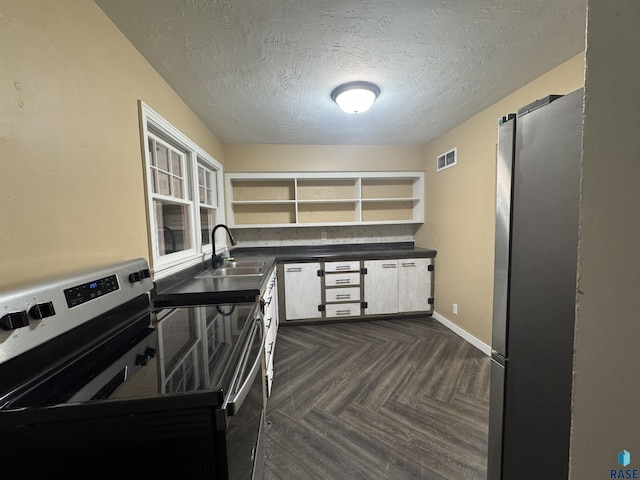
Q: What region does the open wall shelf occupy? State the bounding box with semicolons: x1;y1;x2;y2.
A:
224;172;424;228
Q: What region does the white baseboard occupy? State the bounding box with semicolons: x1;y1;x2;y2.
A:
432;311;491;356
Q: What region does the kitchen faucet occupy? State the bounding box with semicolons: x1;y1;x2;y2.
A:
211;224;237;269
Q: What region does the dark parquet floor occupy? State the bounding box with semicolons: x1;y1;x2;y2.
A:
263;316;490;480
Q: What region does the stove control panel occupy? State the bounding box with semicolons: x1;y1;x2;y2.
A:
0;258;153;365
64;274;119;308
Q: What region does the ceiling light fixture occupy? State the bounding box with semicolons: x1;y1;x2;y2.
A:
331;81;380;114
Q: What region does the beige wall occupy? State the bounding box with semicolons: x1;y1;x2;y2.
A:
223;144;424;172
570;0;640;476
0;0;223;289
417;53;585;345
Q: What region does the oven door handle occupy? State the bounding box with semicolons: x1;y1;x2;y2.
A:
224;318;264;416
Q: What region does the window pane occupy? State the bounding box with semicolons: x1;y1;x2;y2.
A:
148;139;155;166
172;152;182;176
210;171;218;206
197;164;217;207
157;171;170;195
154;200;191;256
156;144;169;171
200;207;213;245
173;177;183;198
151;166;159;193
198;167;205;187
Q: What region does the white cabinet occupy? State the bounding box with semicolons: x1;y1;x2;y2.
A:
282;262;322;320
224;171;424;228
398;258;433;312
364;258;433;315
262;268;279;397
363;260;399;315
280;256;434;323
323;260;362;318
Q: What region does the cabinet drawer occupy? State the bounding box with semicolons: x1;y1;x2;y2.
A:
325;261;360;273
325;303;361;317
263;293;275;313
325;272;360;286
266;338;276;356
325;287;360;303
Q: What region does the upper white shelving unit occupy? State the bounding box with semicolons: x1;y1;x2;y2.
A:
224;171;424;228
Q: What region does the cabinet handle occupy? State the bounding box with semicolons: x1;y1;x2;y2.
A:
286;267;303;272
401;262;416;267
382;264;397;268
335;309;352;315
268;341;274;354
335;294;351;299
335;279;351;284
335;265;351;271
266;317;272;328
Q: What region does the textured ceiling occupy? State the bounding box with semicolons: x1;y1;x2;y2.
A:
94;0;586;145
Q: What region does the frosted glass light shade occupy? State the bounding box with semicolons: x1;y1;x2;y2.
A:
331;81;380;114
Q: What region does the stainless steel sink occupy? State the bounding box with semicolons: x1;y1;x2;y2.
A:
224;261;268;268
212;266;265;276
194;260;269;279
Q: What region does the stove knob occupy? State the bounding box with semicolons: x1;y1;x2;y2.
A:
29;302;56;320
144;346;157;358
135;353;149;366
129;271;142;283
0;311;29;330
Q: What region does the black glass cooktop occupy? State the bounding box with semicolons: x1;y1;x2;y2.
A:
0;302;257;411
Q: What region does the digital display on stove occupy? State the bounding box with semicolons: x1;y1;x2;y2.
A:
64;274;120;308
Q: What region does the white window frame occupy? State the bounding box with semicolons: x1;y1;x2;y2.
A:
139;101;224;279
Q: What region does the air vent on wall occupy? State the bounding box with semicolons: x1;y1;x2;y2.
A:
436;148;457;172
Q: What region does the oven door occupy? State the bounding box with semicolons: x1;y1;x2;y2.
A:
224;313;265;480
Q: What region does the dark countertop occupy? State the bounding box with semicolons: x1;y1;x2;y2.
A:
233;241;436;263
152;242;436;307
153;255;276;307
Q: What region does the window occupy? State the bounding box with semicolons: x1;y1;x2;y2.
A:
140;102;224;278
197;161;218;247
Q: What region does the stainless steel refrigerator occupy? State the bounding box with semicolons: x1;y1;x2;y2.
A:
487;88;583;480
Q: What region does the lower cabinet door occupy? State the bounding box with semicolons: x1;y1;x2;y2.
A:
283;262;322;320
363;260;399;315
398;258;433;312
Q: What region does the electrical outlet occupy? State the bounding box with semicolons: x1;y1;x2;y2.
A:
321;231;327;240
453;303;458;315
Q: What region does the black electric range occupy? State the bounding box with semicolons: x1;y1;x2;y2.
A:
0;259;264;480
